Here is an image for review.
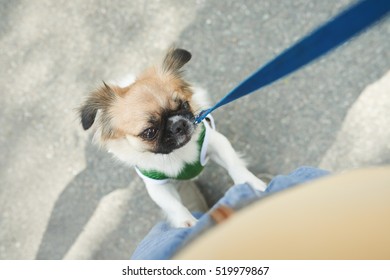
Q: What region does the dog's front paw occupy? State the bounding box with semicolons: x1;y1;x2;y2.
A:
235;169;267;192
246;174;267;192
169;213;198;228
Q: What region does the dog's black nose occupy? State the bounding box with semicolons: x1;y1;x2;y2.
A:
171;119;188;135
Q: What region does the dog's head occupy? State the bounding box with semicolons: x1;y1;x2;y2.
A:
79;48;201;155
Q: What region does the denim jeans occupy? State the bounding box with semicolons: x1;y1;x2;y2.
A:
131;166;329;260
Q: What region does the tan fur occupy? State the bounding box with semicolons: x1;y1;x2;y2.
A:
107;68;194;141
80;48;198;153
84;71;194;157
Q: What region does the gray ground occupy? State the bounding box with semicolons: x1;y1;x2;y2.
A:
0;0;389;259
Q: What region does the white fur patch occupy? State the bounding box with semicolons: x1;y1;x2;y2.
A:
191;86;211;109
111;74;136;87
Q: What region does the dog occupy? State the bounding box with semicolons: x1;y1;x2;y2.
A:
79;48;267;227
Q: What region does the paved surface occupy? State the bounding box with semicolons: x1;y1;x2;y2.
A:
0;0;389;259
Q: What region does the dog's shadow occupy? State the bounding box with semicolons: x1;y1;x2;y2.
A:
36;140;157;259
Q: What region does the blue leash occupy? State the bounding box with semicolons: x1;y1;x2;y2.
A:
195;0;390;124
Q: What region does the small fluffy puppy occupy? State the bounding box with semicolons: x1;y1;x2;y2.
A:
80;48;266;227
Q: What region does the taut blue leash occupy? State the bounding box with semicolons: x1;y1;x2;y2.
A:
194;0;390;124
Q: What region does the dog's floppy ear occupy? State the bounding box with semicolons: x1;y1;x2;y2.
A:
80;103;97;130
79;82;116;130
162;48;192;73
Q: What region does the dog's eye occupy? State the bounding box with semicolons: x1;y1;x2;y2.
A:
181;101;190;110
141;127;158;140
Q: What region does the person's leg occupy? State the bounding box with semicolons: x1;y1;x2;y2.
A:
132;166;329;259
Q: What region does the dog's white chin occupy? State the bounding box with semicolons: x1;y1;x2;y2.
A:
105;127;201;178
175;134;192;149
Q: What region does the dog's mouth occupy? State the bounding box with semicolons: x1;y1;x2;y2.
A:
174;127;193;148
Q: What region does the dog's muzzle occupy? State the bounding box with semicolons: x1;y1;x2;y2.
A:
167;115;195;146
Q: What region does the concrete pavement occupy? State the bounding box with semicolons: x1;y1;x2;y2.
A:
0;0;389;259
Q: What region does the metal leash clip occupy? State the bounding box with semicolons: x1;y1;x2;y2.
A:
194;109;211;125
